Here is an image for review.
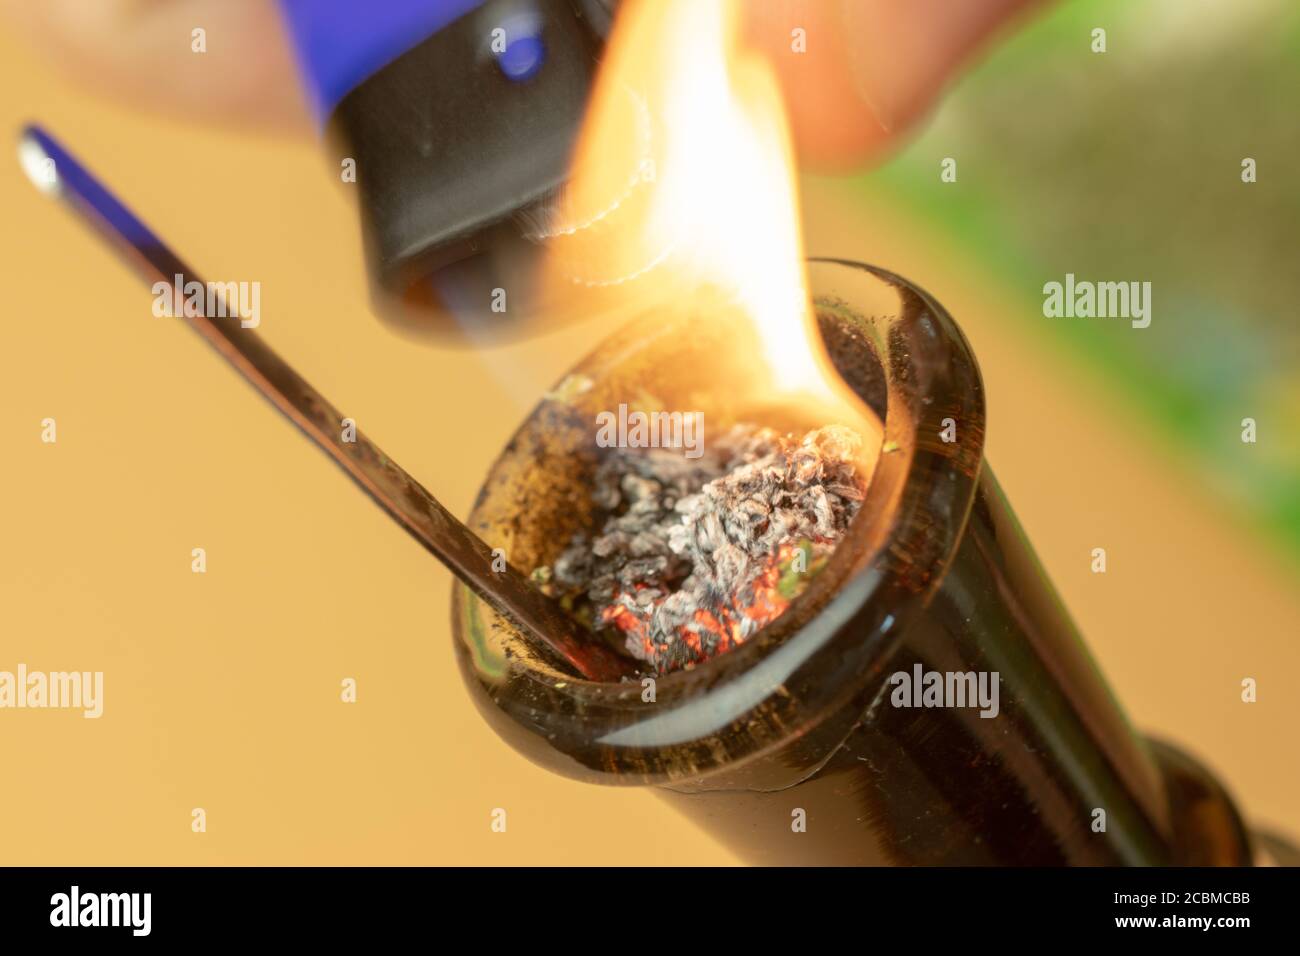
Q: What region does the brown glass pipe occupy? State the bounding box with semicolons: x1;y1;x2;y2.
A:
453;259;1254;866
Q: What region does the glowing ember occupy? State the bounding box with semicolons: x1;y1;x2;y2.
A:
536;424;865;674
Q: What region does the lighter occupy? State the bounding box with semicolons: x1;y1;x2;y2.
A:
278;0;614;339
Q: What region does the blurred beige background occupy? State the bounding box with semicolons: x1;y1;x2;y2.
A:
0;14;1295;865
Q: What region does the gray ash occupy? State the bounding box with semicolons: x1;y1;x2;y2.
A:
536;424;866;675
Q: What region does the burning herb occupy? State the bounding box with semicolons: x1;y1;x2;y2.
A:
538;423;866;674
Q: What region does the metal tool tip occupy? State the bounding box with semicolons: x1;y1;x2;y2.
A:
17;126;61;197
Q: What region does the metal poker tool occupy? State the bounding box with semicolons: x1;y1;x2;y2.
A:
17;124;635;684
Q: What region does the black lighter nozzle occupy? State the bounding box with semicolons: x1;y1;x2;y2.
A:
330;0;614;344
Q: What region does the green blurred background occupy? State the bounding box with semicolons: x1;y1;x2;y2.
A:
866;0;1300;562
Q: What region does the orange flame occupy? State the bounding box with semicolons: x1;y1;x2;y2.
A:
542;0;838;402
